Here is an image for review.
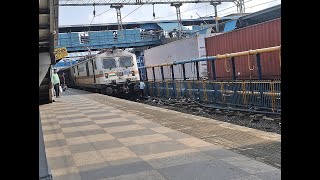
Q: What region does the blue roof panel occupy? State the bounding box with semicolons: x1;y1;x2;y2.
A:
223;20;237;32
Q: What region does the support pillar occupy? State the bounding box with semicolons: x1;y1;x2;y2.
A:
210;2;221;33
171;3;183;38
234;0;245;15
110;5;124;30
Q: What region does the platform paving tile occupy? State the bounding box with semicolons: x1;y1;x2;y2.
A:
90;115;123;120
103;124;146;133
62;129;107;138
93;117;131;125
162;131;193;140
43;133;65;142
57;115;88;121
78;161;154;180
51;173;82;180
68;139;123;154
86;113;118;118
229;175;263;180
158;159;251;180
42;124;61;131
44;139;68;148
50;166;79;177
72;151;105;167
110;129;158;139
98;121;137;128
45;146;71;158
132;119;153;124
43;128;63;135
176;137;213;148
47;155;76;170
145;151;216;169
56;113;87;119
58;117;92;125
82;110;112;115
42;121;60;127
65;133;115;145
198;146;243;159
256;170;281;180
118;134;172;146
128;140;190;156
221;156;280;174
60;121;96;128
151;127;176;133
61;124;101;133
99;170;167;180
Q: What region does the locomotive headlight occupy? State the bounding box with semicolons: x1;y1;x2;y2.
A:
105;73;109;78
131;71;135;76
99;71;104;75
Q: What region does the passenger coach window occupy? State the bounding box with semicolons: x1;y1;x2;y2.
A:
119;56;133;68
102;58;116;69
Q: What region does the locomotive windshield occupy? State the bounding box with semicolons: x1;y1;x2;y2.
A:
119;56;133;68
102;58;116;69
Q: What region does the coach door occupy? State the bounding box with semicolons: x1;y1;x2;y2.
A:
91;59;96;83
85;62;90;83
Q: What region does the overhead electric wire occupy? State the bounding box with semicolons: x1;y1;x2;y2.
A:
151;0;253;20
152;4;209;20
96;8;112;17
210;0;279;17
88;0;278;25
204;0;253;17
121;0;152;20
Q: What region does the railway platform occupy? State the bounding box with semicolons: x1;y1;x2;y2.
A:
39;88;281;180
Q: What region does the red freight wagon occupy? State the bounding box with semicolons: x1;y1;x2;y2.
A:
205;18;281;80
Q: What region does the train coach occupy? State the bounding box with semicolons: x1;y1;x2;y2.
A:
60;49;140;95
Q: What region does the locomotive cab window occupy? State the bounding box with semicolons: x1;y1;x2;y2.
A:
102;58;116;69
119;56;133;68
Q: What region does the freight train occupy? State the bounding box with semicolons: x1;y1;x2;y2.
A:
59;49;140;95
143;18;281;81
205;18;281;80
143;33;221;81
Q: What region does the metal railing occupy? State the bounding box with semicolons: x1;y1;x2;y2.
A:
145;80;281;112
58;33;163;47
139;46;281;112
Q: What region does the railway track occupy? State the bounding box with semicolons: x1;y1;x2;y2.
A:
74;86;281;134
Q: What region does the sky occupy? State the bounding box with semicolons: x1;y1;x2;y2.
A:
59;0;281;26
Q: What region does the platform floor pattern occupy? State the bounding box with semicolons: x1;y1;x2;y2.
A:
40;94;280;180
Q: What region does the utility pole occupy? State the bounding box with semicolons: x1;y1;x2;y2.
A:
210;2;221;33
234;0;245;15
171;3;183;38
110;4;124;30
